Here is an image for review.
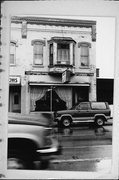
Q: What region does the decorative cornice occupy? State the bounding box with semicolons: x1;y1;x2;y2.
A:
78;42;91;48
31;39;45;46
11;16;96;28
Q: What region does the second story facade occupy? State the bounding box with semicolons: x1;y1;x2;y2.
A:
10;16;96;76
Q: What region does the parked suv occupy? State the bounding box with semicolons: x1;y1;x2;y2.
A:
8;113;61;169
54;102;111;127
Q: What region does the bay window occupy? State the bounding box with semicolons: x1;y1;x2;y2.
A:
57;43;70;64
48;37;76;66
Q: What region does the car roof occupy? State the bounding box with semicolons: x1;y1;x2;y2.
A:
8;119;50;127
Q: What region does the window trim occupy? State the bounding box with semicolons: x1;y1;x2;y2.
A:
78;42;91;68
31;39;45;66
78;42;91;48
48;37;76;66
57;43;70;64
10;41;17;65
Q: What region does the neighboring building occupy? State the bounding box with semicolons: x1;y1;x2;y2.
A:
96;68;114;106
96;78;114;105
9;16;96;114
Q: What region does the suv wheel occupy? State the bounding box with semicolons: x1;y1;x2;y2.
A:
95;117;104;126
62;117;71;127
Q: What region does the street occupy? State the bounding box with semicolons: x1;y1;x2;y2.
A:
47;120;112;172
7;112;113;172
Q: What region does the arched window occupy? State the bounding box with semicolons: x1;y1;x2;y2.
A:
78;42;91;67
31;40;45;65
10;41;16;65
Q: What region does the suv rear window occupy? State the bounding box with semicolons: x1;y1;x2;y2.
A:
91;102;107;110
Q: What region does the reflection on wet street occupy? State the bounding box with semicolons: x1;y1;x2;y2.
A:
48;123;112;172
53;123;112;146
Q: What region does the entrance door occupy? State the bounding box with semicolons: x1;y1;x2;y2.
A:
12;92;21;112
72;86;89;106
9;86;21;113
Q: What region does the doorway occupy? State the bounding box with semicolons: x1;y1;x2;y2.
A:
9;86;21;113
72;86;89;106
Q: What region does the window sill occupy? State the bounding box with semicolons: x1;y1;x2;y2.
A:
10;64;16;67
32;65;44;68
79;66;90;69
48;64;74;68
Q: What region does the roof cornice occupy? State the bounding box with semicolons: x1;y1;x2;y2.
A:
11;16;96;28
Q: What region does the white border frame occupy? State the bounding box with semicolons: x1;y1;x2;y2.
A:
1;0;119;179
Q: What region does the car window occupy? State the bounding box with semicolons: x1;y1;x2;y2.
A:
77;103;89;110
91;102;107;110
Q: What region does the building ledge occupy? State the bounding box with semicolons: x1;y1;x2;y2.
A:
48;64;75;75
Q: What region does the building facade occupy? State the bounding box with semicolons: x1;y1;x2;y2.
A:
9;16;96;114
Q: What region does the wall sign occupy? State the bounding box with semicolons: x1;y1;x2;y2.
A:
9;76;21;84
62;70;70;83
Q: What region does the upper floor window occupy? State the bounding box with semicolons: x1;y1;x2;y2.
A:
78;42;91;67
31;40;45;65
10;42;16;65
48;37;76;66
49;43;53;66
57;43;70;63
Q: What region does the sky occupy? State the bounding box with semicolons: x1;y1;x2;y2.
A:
31;15;115;79
95;17;115;79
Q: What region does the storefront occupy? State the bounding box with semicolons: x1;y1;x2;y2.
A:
9;76;21;113
30;84;89;112
28;72;91;112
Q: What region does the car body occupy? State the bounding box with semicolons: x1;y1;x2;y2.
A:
54;102;111;127
8;114;61;169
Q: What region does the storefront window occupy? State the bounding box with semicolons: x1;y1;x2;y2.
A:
30;86;68;112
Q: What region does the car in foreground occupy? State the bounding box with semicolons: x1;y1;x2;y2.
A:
54;102;111;127
8;115;61;169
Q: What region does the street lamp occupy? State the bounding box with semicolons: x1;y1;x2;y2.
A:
48;86;56;112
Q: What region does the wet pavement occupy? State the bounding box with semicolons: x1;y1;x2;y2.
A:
43;123;112;172
5;121;113;179
7;114;113;173
48;158;111;172
4;118;115;180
